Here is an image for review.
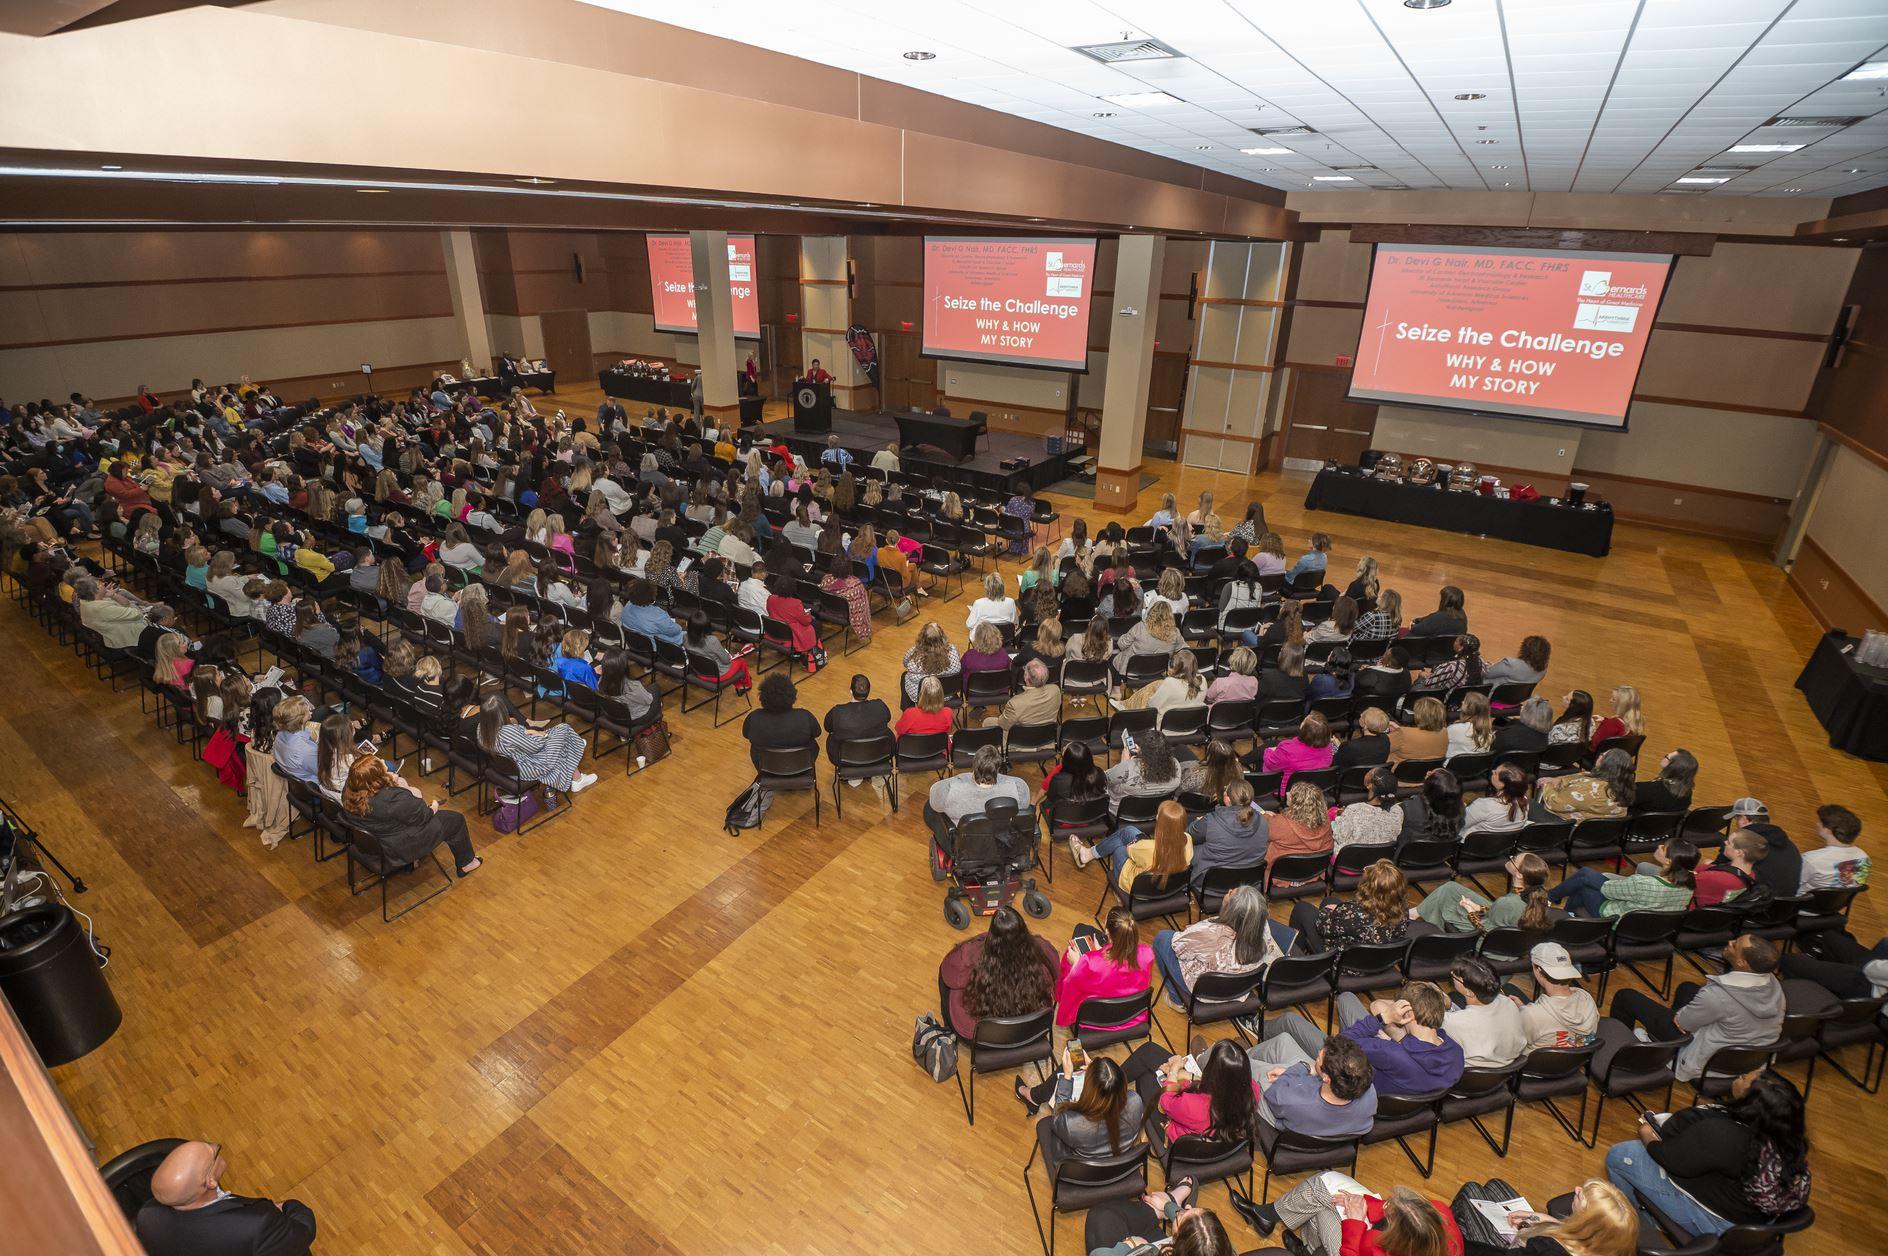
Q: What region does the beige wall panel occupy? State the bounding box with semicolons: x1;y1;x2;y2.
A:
1372;406;1582;481
1232;308;1280;367
1806;444;1888;614
1182;433;1225;468
1226;373;1270;439
1656;244;1857;333
1294;231;1371;302
0;316;462;400
1078;351;1110;409
1285;306;1364;365
589;310;681;360
1575;404;1818;499
1154;299;1194;352
1195;309;1243;363
1635;332;1822;411
484;314;542;360
939;360;1071;412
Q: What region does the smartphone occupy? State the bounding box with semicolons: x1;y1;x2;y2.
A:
1066;1042;1088;1071
1120;731;1137;755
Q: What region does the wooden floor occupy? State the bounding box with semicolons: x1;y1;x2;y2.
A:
6;384;1883;1255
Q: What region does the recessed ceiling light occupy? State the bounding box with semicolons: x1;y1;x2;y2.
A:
1835;237;1851;242
1405;0;1451;8
99;164;122;170
1194;145;1213;151
1241;146;1291;155
1490;164;1509;170
356;188;390;194
1843;168;1867;175
1728;143;1804;153
1453;92;1485;101
902;50;935;61
514;176;555;185
1475;139;1498;145
1783;187;1805;193
1674;176;1729;185
1312;175;1355;182
1092;111;1116;118
1100;91;1184;108
1841;60;1888;81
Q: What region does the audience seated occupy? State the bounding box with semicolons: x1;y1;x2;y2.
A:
342;755;480;877
935;905;1058;1039
136;1140;318;1256
741;672;819;770
1534;748;1634;822
1261;712;1336;785
1442;957;1528;1068
1588;684;1644;751
1515;943;1600;1049
1414;852;1556;935
1333;707;1393;770
1601;1068;1808;1239
1151;884;1282;1007
477;695;597;793
1332;766;1404;852
1593;934;1784;1082
1246;1177;1464;1256
1103;728;1182;807
1549;838;1696;919
1243;1024;1378;1137
1292;860;1410;951
1387;697;1449;764
1631;748;1697;815
823;672;891;763
1320;980;1465;1095
1265;780;1335;876
1184;780;1267;890
1727;797;1802;896
1084;799;1193;890
1491;697;1554;756
1798;803;1869;891
925;744;1029;863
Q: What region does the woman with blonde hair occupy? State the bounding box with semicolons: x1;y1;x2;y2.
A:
1125;649;1205;717
1143;567;1188;620
1253;530;1288;578
901;620;961;705
1502;1180;1637;1256
1590;684;1644;749
523;507;549;545
1016;617;1065;674
1017;546;1054;599
458;583;495;651
1446;690;1496;759
893;674;955;736
1206;645;1260;706
1347;556;1381;606
1265;779;1335;878
1356;586;1401;640
585;490;623;535
1112;599;1181;671
1388;696;1450;764
1066;616;1113;666
496;548;533;589
153;631;194;689
1089;798;1193;891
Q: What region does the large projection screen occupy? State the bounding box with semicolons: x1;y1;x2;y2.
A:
645;233;761;339
922;236;1097;372
1347;243;1675;429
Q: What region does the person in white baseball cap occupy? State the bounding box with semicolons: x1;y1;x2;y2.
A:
1515;942;1598;1050
1728;797;1802;896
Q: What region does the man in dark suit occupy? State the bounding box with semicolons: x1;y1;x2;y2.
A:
136;1140;316;1256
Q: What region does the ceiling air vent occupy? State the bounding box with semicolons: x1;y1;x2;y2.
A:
1252;126;1316;137
1765;115;1864;128
1072;38;1183;64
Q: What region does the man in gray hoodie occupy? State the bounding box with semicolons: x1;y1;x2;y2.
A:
1598;934;1785;1081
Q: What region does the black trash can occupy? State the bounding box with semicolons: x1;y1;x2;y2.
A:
0;904;121;1066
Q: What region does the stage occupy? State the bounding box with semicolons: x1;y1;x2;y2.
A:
752;408;1083;494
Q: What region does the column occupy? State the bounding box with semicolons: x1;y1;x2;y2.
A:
1094;234;1166;514
1181;241;1288;474
440;229;493;375
689;229;742;428
800;236;867;409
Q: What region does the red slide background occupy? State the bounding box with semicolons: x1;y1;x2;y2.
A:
1349;244;1672;426
645;234;760;338
923;236;1097;371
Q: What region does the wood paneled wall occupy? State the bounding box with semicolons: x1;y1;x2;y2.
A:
0;229;456;402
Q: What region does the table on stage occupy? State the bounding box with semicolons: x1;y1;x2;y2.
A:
894;410;987;461
442;371;556;400
1303;467;1613;557
1796;630;1888;761
598;369;692;409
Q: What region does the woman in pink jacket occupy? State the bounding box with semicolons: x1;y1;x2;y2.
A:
764;574;825;673
1261;711;1336;787
1017;908;1155;1110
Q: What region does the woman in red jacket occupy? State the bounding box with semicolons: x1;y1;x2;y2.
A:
1244;1178;1462;1256
765;574;824;673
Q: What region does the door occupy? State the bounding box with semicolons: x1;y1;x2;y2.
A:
1281;368;1378;467
1143;352;1189;456
539;308;594;383
878;331;934;412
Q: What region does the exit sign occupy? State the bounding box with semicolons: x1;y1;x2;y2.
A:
1335;354;1352;368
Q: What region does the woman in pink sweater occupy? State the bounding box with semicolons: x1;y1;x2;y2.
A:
1054;908;1153;1044
1261;711;1336;786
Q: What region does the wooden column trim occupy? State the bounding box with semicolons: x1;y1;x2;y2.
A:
1819;422;1888;476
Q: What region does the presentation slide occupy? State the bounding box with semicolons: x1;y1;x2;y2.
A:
1347;243;1674;428
645;234;761;339
923;236;1097;372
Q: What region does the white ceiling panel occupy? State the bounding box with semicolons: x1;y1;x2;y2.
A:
577;0;1888;197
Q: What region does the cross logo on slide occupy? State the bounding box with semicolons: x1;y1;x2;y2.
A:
1578;271;1611;296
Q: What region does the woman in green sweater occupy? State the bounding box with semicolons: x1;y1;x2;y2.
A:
1413;851;1556;934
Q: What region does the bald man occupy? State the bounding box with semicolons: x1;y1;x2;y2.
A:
135;1140;316;1256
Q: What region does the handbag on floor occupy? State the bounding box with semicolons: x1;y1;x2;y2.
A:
723;781;773;834
630;720;672;766
492;790;542;834
912;1012;958;1082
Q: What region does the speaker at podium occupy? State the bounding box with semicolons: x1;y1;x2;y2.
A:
792;378;833;433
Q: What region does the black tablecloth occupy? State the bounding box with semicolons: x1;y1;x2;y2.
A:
894;411;986;461
1796;630;1888;761
599;371;692;408
1303;468;1613;557
502;369;556;396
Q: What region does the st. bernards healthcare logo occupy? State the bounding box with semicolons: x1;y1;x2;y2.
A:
1578;271;1612;296
1045;250;1086;298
